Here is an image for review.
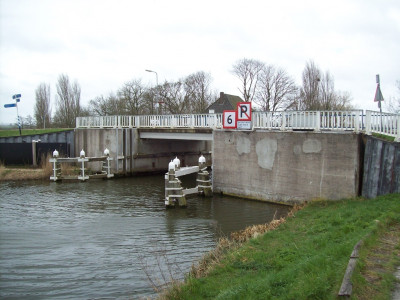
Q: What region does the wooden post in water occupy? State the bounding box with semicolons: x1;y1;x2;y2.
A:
165;160;186;208
197;155;212;197
164;155;212;208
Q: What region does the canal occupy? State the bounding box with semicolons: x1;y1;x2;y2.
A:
0;175;290;299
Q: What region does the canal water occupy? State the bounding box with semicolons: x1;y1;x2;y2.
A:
0;175;290;299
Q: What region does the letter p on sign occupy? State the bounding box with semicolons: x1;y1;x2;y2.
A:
237;102;252;121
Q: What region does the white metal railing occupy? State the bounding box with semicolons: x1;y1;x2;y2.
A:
76;113;223;129
76;110;399;142
365;110;400;141
252;110;363;132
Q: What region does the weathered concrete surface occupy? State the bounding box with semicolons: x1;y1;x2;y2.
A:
362;136;400;198
75;128;211;174
212;130;361;204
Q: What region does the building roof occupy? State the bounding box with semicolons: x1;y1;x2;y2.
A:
205;92;244;114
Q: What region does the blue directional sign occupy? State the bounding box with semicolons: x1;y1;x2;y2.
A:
4;103;17;108
12;94;21;99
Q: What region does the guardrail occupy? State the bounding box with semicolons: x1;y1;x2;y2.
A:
76;114;223;129
76;110;399;142
365;110;400;141
253;110;363;132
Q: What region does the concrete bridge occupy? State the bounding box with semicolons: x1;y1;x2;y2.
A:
73;109;399;203
75;109;399;173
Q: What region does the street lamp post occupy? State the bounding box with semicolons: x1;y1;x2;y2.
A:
145;69;162;114
145;69;158;86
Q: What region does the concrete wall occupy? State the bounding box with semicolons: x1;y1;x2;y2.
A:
362;136;400;198
74;128;211;174
212;130;361;204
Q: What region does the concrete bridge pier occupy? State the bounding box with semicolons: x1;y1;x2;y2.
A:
74;128;212;175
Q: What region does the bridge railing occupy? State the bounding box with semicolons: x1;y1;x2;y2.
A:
365;110;400;141
76;114;223;129
253;110;363;132
76;110;399;142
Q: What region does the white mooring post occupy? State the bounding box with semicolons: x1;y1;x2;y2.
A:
164;155;212;208
173;156;180;170
102;148;114;178
197;155;212;197
49;149;61;182
164;160;186;208
78;149;89;181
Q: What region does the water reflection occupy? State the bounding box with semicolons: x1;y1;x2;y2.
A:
0;176;289;299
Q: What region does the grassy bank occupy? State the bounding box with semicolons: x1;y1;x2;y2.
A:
163;195;400;299
0;128;71;138
0;158;53;181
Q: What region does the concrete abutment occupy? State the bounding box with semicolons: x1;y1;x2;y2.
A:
74;128;397;205
212;130;362;204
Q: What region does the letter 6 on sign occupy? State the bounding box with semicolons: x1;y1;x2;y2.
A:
223;110;237;129
237;102;252;121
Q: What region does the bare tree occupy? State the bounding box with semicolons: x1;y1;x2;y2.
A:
254;65;297;111
386;80;400;113
184;71;216;113
298;61;352;110
53;74;81;127
89;93;124;116
118;79;146;115
232;58;264;102
298;60;321;110
34;83;51;128
21;115;36;129
157;81;189;114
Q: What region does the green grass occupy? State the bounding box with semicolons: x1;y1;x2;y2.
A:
165;195;400;300
372;132;396;142
0;128;72;137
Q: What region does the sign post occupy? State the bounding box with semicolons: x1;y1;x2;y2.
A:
4;94;22;135
374;75;384;129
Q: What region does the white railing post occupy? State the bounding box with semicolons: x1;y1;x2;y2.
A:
354;111;360;133
281;112;286;131
396;115;400;142
315;111;321;132
365;110;372;135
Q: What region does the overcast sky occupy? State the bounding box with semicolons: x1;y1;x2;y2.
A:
1;0;399;124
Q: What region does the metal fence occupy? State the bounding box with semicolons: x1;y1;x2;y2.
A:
76;110;400;142
76;114;224;129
